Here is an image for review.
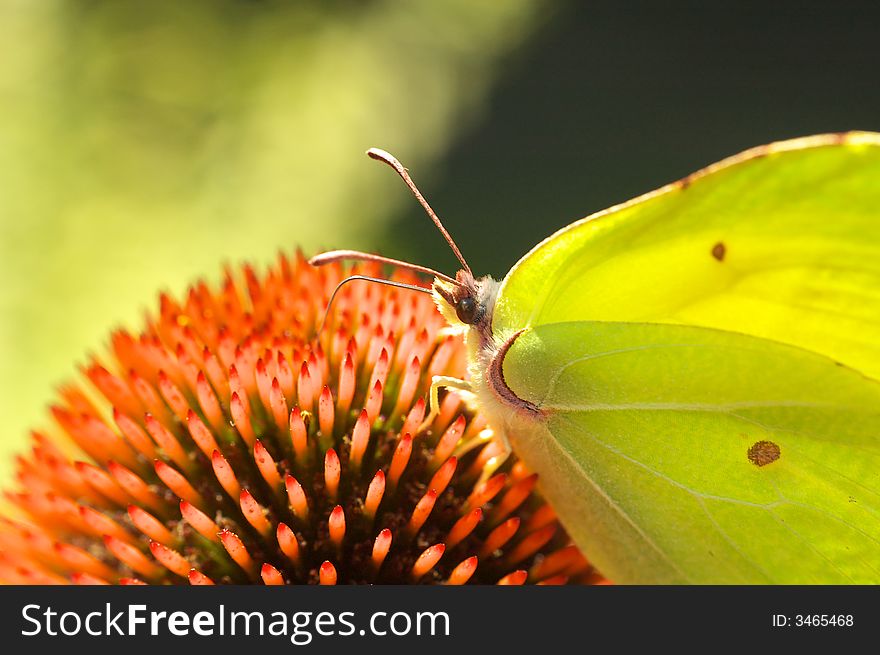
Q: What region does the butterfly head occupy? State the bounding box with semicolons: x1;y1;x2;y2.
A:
432;269;497;332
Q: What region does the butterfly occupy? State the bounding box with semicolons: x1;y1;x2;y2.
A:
312;133;880;583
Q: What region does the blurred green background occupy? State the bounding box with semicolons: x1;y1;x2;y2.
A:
1;0;879;479
0;0;548;478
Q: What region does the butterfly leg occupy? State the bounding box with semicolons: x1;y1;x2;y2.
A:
418;376;513;482
417;375;473;434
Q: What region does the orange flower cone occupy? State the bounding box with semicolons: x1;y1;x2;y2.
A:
0;252;606;585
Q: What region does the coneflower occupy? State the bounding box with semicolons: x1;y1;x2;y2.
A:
0;253;606;585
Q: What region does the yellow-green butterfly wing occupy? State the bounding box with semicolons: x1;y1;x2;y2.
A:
494;132;880;379
499;321;880;583
487;133;880;583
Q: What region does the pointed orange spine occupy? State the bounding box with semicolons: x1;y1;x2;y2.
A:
364;380;383;424
127;505;174;544
76;462;129;506
261;563;285;585
269;378;288;433
428;456;457;496
104;535;161;580
285;475;309;521
407;489;438;537
107;461;164;512
211;450;241;500
240;490;273;537
318;386;335;437
529;544;584;582
446;556;478;585
154;460;203;509
253;440;282;490
363;470;385;520
479;518;521;559
71;572;110;586
319;561;337;585
113;408;156;459
497;570;528;585
411;544;445;582
489;474;537;525
337;352;356;419
297;361;314;411
229;391;256;447
54;543;116;581
400;398;426;438
157;370;190;421
387;434;412;488
179;500;220;542
288;406;309;462
219;529;257;578
430;415;466;469
144;413;190;472
505;524;557;566
80;505;136;543
392;354;421;419
276;523;302;567
186;409;219;458
446;507;482;550
188;569;215;585
466;473;507;510
195;371;225;433
371;529;392;570
150;541;191;578
324;449;340;502
329;505;345;550
349;410;371;470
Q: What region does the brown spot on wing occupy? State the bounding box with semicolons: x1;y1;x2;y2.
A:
748;440;780;467
711;242;726;261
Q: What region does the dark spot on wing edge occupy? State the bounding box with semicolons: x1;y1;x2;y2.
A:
748;440;780;467
711;242;726;261
488;329;543;417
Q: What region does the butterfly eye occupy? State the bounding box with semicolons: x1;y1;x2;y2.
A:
455;296;478;324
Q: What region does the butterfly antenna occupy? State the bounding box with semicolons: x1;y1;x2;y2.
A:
367;147;473;277
308;250;457;285
315;275;432;336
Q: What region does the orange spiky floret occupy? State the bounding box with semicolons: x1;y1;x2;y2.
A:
0;252;608;585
